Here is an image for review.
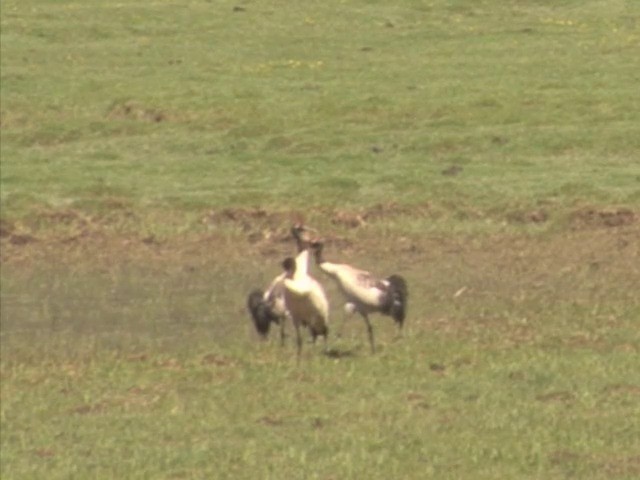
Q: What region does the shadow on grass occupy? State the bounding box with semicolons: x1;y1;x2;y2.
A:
323;347;358;359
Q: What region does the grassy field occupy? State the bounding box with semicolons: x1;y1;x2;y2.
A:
1;0;640;478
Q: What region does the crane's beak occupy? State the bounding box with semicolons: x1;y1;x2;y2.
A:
291;224;319;244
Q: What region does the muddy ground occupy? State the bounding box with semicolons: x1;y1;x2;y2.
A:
1;204;637;269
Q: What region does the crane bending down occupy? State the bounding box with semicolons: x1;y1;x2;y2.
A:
310;240;407;353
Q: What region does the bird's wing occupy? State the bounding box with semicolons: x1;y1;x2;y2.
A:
341;270;386;306
356;271;387;290
264;272;286;301
320;261;386;306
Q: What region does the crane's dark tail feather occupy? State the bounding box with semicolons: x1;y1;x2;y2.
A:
385;275;408;326
247;289;279;337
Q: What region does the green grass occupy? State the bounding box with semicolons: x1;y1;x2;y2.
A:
2;0;639;220
1;0;640;478
1;233;639;479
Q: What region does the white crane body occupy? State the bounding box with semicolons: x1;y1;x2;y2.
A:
311;241;407;353
318;262;387;311
282;240;330;360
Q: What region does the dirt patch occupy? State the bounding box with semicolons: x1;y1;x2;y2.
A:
595;455;640;478
200;353;235;367
441;165;463;176
549;449;581;466
1;204;638;272
0;219;15;238
69;402;109;415
506;209;549;224
601;383;640;397
406;391;430;410
257;415;285;427
107;100;167;123
570;207;635;229
201;202;428;237
536;391;575;404
33;448;56;458
330;202;431;228
202;207;296;239
549;451;640;477
1;218;39;246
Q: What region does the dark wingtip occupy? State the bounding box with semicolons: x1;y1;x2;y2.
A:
247;290;272;336
386;275;408;325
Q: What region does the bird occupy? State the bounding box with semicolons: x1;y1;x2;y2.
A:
245;224;317;344
281;250;330;361
309;240;408;353
246;269;288;344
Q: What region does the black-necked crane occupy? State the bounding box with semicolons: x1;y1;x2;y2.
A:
281;241;330;361
246;269;288;344
245;224;316;344
310;240;408;353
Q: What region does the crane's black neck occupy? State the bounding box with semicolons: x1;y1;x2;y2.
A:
311;242;325;265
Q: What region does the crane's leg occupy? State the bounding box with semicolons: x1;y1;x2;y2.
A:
337;303;356;339
279;315;287;347
361;314;376;354
396;320;404;339
294;322;303;363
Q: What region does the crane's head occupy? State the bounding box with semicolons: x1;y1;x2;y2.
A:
310;240;324;253
291;223;316;239
291;224;318;251
282;257;296;276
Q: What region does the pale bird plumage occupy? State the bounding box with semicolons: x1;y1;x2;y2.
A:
310;240;407;353
282;230;330;361
246;224;319;345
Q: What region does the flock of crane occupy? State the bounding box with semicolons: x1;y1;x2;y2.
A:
246;224;408;360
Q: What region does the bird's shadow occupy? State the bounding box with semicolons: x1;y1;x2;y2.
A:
322;347;358;359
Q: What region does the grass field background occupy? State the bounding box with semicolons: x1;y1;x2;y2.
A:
1;0;639;478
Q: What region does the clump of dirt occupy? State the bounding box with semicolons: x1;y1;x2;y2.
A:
202;207;299;246
596;455;640;478
330;202;431;228
0;219;14;238
69;402;109;415
536;391;575;404
549;449;581;466
506;209;548;224
258;415;285;427
33;208;93;227
441;165;463;176
200;353;235;367
570;207;635;229
601;383;640;397
201;204;423;249
0;218;38;246
107;100;167;123
330;210;366;228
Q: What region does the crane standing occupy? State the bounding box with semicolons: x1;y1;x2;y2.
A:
310;240;407;353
